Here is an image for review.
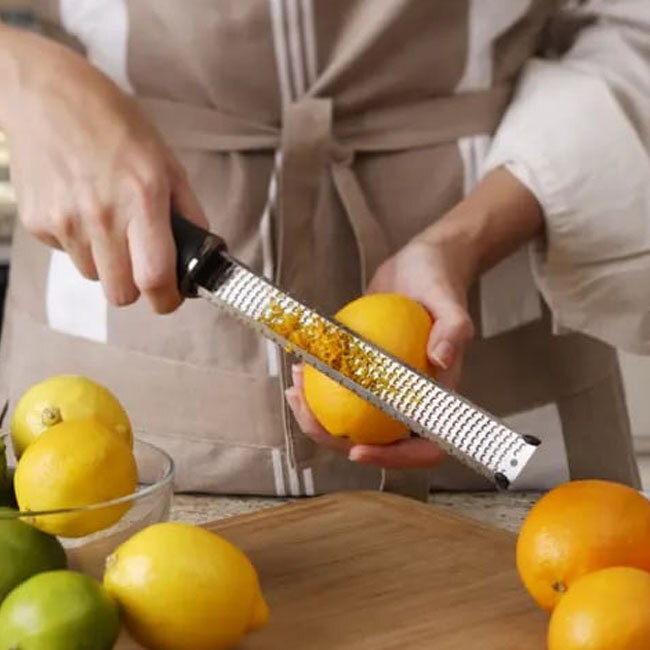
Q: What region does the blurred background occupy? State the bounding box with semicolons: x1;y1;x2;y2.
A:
0;1;647;488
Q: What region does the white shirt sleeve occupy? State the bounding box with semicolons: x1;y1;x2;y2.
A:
483;1;650;354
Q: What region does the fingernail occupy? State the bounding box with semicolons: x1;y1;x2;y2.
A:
291;364;301;377
348;447;362;462
284;387;298;405
430;341;454;370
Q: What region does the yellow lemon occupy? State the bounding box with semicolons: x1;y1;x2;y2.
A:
14;419;137;537
548;567;650;650
104;522;269;650
303;293;433;445
11;375;132;457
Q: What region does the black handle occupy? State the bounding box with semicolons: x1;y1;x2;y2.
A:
170;210;226;297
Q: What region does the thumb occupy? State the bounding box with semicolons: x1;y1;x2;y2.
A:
424;298;474;389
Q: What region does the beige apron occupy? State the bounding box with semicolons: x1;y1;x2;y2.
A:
0;0;640;496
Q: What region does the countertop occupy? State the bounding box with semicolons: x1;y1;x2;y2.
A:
168;491;544;534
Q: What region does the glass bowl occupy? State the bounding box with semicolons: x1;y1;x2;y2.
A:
0;437;175;579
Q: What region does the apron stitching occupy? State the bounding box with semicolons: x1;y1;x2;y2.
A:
300;0;318;85
271;448;287;496
260;151;282;377
285;0;307;97
286;454;303;496
272;0;322;484
302;466;315;496
270;0;297;475
269;0;294;107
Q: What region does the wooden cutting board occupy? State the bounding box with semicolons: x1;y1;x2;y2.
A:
118;491;547;649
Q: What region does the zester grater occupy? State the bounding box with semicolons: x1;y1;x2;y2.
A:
171;212;540;488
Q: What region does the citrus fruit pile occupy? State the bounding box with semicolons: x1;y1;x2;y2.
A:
0;514;268;650
517;479;650;649
0;374;269;650
9;375;137;537
0;507;120;650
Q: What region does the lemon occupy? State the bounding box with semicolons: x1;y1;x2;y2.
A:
0;570;119;650
15;419;137;537
104;522;269;650
11;375;132;457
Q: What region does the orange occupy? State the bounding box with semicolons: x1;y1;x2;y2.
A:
303;293;432;445
548;567;650;650
516;480;650;612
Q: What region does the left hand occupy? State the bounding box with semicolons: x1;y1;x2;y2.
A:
284;232;474;469
285;168;544;470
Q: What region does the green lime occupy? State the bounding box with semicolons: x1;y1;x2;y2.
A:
0;570;120;650
0;511;67;602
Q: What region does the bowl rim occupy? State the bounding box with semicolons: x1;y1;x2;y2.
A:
0;435;175;519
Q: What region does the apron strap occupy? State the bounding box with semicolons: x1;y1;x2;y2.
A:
277;97;393;469
331;149;391;291
277;96;392;295
277;97;336;469
277;97;333;294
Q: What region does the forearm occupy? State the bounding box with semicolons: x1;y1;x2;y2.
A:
415;167;544;286
0;22;21;128
0;21;42;128
0;22;93;131
470;4;650;354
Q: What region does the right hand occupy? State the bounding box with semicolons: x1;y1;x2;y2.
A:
0;25;207;312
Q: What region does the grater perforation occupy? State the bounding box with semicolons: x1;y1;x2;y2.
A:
192;255;539;487
468;414;493;455
440;404;462;447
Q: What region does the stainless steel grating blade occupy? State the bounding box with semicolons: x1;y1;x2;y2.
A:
196;254;540;488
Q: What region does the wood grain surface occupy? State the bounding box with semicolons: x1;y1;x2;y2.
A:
118;491;547;649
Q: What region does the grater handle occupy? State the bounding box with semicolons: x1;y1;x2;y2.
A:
171;210;227;297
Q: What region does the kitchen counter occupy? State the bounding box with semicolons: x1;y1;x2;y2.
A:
169;491;543;534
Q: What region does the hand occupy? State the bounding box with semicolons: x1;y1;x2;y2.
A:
284;232;475;469
286;364;447;469
0;26;206;312
286;168;544;469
